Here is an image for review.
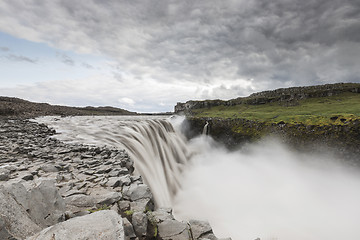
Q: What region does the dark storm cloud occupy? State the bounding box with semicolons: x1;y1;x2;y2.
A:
1;0;360;96
5;54;38;63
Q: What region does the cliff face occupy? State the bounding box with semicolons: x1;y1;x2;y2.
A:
179;83;360;162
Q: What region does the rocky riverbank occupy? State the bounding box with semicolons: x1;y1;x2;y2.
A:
0;119;226;240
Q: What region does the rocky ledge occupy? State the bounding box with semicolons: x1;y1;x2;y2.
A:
0;119;228;240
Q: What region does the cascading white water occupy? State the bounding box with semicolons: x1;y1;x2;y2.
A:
36;115;190;207
36;116;360;240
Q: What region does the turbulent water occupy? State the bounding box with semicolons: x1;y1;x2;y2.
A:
36;116;360;240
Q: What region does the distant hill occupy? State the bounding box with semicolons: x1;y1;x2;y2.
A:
0;96;137;118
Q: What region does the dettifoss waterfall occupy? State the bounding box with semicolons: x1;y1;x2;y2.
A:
36;116;360;240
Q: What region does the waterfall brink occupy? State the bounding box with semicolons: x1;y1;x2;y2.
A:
117;119;190;207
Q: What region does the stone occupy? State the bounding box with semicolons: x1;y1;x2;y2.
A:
28;180;66;227
96;191;122;206
0;168;10;181
130;198;154;213
22;173;34;181
0;186;41;240
132;212;148;238
147;208;174;223
106;177;121;188
124;184;153;201
157;219;190;239
123;217;137;239
119;174;132;186
27;210;125;240
4;182;30;210
40;164;59;173
65;194;96;208
118;200;131;213
189;220;213;239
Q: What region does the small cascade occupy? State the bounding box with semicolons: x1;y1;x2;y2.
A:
202;121;209;135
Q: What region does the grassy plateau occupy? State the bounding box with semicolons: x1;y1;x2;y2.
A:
191;92;360;126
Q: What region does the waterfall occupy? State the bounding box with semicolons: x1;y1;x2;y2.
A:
35;116;190;207
116;119;190;207
202;121;209;135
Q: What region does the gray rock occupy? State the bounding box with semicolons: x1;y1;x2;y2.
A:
65;194;96;208
28;180;66;227
189;220;213;239
123;217;136;239
40;164;59;173
0;168;10;181
130;198;154;213
106;177;121;188
27;210;125;240
118;175;132;186
22;173;34;181
96;191;122;206
124;184;153;201
4;182;30;210
157;219;190;239
0;186;41;240
148;208;174;223
118;200;131;213
132;212;148;238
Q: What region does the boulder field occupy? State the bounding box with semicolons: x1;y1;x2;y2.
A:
0;119;229;240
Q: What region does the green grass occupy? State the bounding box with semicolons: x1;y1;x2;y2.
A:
192;92;360;125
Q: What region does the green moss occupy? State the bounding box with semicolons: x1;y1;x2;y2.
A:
124;210;134;216
88;204;111;213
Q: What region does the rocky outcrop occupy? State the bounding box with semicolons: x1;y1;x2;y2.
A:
0;119;228;240
175;83;360;113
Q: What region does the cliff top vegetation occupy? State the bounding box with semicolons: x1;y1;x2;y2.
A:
190;89;360;125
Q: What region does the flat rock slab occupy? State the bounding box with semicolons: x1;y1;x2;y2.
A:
27;210;124;240
157;219;190;239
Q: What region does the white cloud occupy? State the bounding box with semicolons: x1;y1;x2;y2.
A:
118;97;135;106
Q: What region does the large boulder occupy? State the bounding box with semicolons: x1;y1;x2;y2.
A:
0;186;41;240
28;180;66;228
27;210;125;240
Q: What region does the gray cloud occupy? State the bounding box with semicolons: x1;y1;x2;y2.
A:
56;52;75;66
0;0;359;102
0;46;10;52
82;62;94;69
5;54;38;63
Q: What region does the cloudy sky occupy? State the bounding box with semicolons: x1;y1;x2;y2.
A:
0;0;359;112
